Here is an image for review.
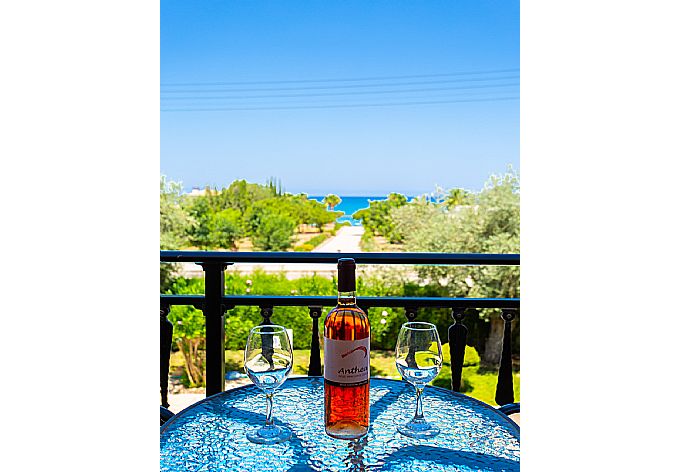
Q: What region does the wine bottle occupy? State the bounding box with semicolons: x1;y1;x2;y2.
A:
324;258;370;439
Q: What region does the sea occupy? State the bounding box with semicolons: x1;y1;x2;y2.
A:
309;196;387;226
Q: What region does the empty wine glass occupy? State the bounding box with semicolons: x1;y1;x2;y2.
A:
244;324;293;444
395;321;443;438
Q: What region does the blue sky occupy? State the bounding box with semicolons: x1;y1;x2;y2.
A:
161;1;519;196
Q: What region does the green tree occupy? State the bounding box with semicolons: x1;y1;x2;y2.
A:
444;188;474;209
251;211;296;251
160;176;191;249
185;192;217;249
391;170;520;366
160;176;192;290
166;277;207;387
209;208;243;249
323;194;342;210
353;193;408;242
216;179;274;214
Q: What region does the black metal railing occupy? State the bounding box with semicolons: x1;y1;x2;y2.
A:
160;251;519;408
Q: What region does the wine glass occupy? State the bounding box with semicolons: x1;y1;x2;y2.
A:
395;321;443;438
244;324;293;444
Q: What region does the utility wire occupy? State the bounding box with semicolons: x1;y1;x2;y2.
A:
161;96;519;112
160;82;519;101
161;75;519;94
161;68;520;87
161;89;517;108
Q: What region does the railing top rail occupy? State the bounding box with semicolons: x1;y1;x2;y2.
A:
160;251;519;265
160;294;519;309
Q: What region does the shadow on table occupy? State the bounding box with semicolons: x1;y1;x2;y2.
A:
378;445;519;472
216;406;312;470
370;383;406;425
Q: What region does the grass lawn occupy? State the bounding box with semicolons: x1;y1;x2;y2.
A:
220;349;519;406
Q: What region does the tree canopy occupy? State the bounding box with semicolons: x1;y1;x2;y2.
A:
159;178;341;252
323;194;342;210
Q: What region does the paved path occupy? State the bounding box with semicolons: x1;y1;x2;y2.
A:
312;225;364;253
179;226;364;279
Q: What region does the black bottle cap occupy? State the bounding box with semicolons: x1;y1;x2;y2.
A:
337;258;356;292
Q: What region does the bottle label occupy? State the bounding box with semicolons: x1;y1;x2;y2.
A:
324;337;370;386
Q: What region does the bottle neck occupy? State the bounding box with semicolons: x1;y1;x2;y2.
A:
337;290;357;305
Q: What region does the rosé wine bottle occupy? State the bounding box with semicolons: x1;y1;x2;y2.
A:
323;258;370;439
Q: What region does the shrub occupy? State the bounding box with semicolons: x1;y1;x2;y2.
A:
306;233;329;246
335;221;352;230
294;243;314;252
293;232;330;252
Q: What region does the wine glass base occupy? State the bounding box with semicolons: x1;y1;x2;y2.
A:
246;425;292;444
397;420;440;439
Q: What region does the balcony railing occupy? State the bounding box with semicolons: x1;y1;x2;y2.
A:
160;251;520;408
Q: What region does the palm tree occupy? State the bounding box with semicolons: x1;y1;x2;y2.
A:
323;194;342;210
445;188;472;209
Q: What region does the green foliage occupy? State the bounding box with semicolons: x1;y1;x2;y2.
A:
160;176;191;249
294;195;341;229
335;221;352;230
185;192;218;249
215;179;275;214
208;208;243;249
167;270;516;394
323;194;342;210
306;232;330;246
250;210;296;251
359;228;377;252
294;232;331;251
392;169;520;305
162;177;345;251
166;277;206;387
293;243;314;252
443;187;475;208
353;193;408;242
223;271;336;350
160;176;192;290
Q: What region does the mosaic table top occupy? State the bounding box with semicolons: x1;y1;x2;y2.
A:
161;377;519;471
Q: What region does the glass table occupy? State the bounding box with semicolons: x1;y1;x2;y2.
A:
160;377;520;471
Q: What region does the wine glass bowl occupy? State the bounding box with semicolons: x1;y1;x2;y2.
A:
395;321;443;438
244;324;293;444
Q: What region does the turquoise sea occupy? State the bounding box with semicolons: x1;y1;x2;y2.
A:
310;196;404;225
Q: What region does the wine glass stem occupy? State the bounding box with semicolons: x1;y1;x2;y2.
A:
414;386;425;420
265;393;274;427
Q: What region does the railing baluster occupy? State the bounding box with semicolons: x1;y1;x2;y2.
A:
308;306;323;376
259;306;275;369
495;308;517;406
448;308;470;392
162;251;519;401
201;262;227;397
160;304;173;408
260;306;274;325
403;308;419;368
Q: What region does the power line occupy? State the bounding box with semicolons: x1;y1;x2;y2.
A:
161;68;519;87
161;96;519;112
161;89;517;108
160;82;518;101
160;75;519;94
